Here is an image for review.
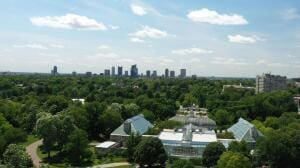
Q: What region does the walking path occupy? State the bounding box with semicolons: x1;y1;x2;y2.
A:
26;139;43;168
92;162;131;168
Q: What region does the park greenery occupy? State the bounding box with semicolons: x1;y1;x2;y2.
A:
0;75;299;167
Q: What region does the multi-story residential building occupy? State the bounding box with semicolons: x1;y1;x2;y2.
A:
165;68;169;78
146;70;151;78
111;66;115;76
256;73;287;94
104;69;110;76
130;64;138;77
152;70;157;78
51;66;58;76
170;71;175;78
124;71;129;77
180;69;186;78
117;66;123;76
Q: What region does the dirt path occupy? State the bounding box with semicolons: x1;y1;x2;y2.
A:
26;139;43;168
92;162;131;168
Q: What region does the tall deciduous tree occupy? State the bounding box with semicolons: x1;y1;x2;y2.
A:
202;142;226;167
3;144;33;168
217;151;251;168
63;129;91;165
133;137;167;167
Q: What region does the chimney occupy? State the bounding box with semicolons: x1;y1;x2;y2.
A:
124;120;131;134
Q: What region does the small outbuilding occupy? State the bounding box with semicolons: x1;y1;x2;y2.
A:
95;141;119;155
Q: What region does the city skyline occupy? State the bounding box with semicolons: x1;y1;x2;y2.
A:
0;0;300;77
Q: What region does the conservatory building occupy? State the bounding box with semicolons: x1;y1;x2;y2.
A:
158;123;217;158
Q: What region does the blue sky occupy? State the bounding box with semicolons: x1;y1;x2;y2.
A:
0;0;300;77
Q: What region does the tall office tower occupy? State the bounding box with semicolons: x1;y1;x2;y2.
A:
165;68;169;78
86;71;92;77
72;71;77;76
170;70;175;78
124;71;129;77
51;66;58;76
256;73;287;94
117;66;123;76
146;70;151;78
152;70;157;78
180;69;186;78
111;66;116;76
130;64;139;77
104;69;110;76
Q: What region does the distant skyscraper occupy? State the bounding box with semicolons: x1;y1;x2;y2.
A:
51;66;58;76
111;66;116;76
130;64;139;77
86;71;92;76
180;69;186;78
165;68;169;78
72;71;77;76
152;70;157;78
104;69;110;76
146;70;151;78
125;71;129;77
117;66;123;76
170;71;175;78
256;73;287;94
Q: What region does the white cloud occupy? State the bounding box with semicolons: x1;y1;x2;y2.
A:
187;8;248;25
130;37;144;43
211;57;247;65
131;4;147;16
50;44;64;48
95;52;119;59
30;13;107;30
280;8;300;20
13;43;48;49
129;26;171;39
228;34;266;44
98;45;110;50
109;25;119;30
172;47;213;55
13;43;65;49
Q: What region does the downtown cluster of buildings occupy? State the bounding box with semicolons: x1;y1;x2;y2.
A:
51;65;188;78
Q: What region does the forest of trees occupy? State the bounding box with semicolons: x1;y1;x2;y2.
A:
0;75;299;167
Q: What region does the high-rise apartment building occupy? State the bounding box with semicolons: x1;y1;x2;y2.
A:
104;69;110;76
117;66;123;76
180;69;186;78
130;64;139;77
165;68;169;78
170;71;175;78
256;73;287;94
51;66;58;76
124;71;129;77
146;70;151;78
152;71;157;78
111;66;115;76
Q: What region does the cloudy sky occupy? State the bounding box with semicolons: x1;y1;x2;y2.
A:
0;0;300;77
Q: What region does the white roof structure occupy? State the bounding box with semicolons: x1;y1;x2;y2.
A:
159;131;183;141
159;124;217;143
192;132;217;142
95;141;116;149
72;98;85;104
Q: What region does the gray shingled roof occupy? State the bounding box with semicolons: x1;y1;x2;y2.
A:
111;114;153;136
228;118;263;142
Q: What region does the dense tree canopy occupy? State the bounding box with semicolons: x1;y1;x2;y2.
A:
202;142;226;167
0;75;299;167
133;137;167;166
